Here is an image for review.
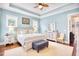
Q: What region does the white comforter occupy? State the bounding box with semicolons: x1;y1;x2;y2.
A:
17;33;46;50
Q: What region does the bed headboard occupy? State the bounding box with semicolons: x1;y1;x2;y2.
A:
15;27;34;34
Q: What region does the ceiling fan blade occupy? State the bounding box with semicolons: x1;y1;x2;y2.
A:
34;3;48;10
43;4;48;7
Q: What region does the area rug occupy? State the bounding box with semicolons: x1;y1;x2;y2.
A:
4;47;27;56
4;42;73;56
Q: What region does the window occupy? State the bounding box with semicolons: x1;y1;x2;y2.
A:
48;23;56;32
6;15;18;34
32;20;38;32
6;15;17;27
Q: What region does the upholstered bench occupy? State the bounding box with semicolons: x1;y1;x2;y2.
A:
32;40;48;53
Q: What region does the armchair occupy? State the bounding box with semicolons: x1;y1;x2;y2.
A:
57;33;64;43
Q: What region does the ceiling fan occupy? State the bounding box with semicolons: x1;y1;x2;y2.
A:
34;3;49;10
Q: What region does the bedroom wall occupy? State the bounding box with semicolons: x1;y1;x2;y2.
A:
1;7;79;43
0;8;40;42
0;9;1;42
40;8;79;42
0;8;3;43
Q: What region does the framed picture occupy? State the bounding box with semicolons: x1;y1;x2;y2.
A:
6;15;18;27
22;17;30;24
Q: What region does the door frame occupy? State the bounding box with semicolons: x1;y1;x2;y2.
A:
67;12;79;44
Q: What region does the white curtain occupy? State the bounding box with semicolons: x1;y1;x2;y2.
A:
48;23;56;32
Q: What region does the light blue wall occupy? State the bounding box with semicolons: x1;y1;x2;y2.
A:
0;8;40;42
0;9;3;42
1;7;79;42
40;8;79;41
0;9;1;35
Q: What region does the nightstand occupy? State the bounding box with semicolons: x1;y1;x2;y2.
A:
4;33;17;46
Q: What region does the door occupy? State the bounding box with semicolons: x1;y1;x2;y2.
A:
69;14;79;55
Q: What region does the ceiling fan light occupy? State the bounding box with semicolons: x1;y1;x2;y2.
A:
38;5;43;9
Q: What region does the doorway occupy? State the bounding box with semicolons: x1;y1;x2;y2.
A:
68;13;79;55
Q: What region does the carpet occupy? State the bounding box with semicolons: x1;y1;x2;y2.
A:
4;42;73;56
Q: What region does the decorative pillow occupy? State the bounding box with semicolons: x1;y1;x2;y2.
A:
16;28;27;34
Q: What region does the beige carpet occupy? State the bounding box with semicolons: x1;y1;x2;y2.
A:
4;42;73;56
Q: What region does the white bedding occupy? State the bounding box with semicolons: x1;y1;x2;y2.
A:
24;33;44;38
17;34;26;46
17;33;46;50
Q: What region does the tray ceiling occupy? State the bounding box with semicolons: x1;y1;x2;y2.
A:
0;3;79;18
10;3;68;15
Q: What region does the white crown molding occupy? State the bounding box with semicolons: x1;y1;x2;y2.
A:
0;3;40;18
40;4;79;19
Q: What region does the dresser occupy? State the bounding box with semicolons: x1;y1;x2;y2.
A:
4;34;17;46
45;31;58;41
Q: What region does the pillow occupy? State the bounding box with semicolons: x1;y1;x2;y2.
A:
16;28;29;34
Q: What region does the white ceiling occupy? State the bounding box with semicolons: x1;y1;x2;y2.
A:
10;3;68;15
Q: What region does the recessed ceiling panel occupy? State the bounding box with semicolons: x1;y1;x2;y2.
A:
10;3;68;15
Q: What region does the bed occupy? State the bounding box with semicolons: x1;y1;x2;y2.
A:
17;33;46;51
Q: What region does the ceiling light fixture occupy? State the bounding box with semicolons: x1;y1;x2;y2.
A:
34;3;49;10
38;5;43;9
